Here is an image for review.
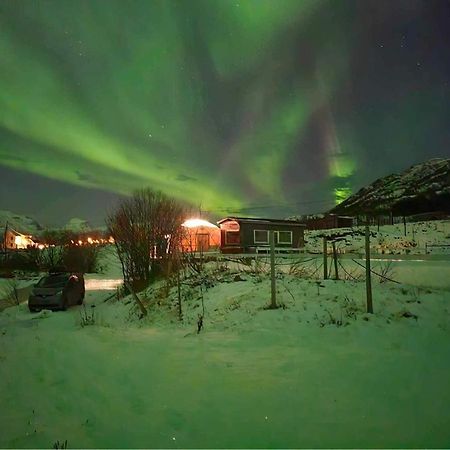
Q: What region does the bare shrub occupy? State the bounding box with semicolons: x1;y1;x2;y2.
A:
341;295;360;320
0;251;39;271
79;304;96;327
252;257;270;277
182;245;206;275
106;189;187;291
378;261;395;283
62;245;99;273
52;439;68;449
39;246;65;271
338;262;364;281
0;278;20;308
289;259;311;277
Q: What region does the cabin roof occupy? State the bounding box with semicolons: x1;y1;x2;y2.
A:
217;217;305;227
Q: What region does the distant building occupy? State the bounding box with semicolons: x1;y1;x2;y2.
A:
217;217;305;254
1;226;35;251
304;214;354;230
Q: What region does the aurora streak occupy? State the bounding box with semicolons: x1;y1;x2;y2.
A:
1;0;449;224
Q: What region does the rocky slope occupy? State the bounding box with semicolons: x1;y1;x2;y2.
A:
331;158;450;216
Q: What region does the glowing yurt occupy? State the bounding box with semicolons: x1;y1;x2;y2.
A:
181;219;221;252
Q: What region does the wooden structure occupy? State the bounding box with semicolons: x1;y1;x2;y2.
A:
181;219;220;252
217;217;305;254
305;214;354;230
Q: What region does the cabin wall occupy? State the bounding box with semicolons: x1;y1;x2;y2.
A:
4;230;17;249
240;223;304;251
220;222;304;253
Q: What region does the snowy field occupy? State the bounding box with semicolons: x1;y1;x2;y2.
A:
1;270;450;448
1;223;450;448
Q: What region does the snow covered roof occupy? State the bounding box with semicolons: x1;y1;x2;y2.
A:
182;218;218;229
217;217;305;226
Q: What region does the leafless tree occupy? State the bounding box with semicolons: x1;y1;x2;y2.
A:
106;189;187;291
0;278;20;309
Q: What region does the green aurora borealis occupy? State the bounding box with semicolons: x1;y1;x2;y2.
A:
1;0;449;222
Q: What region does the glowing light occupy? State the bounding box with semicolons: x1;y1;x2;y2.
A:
181;218;221;252
12;234;34;249
14;235;28;248
87;237;93;244
182;219;218;229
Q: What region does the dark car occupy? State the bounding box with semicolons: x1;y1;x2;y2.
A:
28;273;85;312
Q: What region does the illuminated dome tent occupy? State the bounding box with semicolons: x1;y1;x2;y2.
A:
181;219;220;252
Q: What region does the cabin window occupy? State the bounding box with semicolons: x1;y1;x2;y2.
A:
276;230;292;244
225;231;240;245
254;230;269;244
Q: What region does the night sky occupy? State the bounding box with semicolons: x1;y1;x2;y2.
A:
1;0;449;226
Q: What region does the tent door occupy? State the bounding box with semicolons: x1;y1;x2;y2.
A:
196;233;209;252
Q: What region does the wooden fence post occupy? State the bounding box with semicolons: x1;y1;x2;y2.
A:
332;241;339;280
365;225;373;314
269;230;277;309
323;237;328;280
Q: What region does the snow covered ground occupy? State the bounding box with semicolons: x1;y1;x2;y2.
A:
1;264;450;448
0;224;449;448
305;220;450;255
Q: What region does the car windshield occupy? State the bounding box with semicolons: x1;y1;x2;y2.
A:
37;275;70;288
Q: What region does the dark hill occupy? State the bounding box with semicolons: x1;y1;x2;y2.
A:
331;158;450;216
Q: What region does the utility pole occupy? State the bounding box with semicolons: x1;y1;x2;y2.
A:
323;237;328;280
269;230;277;309
365;225;373;313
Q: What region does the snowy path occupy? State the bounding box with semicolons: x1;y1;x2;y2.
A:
1;292;450;448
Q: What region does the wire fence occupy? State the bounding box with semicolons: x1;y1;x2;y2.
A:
189;249;406;285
